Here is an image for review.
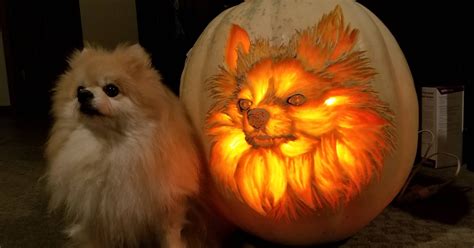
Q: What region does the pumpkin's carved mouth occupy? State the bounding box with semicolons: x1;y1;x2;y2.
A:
245;133;296;148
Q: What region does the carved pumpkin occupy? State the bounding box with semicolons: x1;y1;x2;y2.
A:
180;0;418;245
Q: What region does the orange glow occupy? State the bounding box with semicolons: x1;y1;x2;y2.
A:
324;97;337;106
280;139;313;157
206;6;395;219
226;24;251;72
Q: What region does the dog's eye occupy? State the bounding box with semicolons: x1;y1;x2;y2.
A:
287;94;306;106
238;99;252;111
103;84;120;97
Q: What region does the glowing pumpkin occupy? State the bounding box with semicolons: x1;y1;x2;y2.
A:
180;0;418;245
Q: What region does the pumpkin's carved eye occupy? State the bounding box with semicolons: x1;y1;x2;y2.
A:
238;99;253;111
287;94;306;106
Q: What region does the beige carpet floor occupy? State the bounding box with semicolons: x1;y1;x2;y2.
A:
1;112;473;248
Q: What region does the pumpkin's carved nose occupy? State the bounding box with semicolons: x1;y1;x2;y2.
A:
247;108;269;130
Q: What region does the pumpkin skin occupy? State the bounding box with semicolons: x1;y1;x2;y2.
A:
180;0;418;245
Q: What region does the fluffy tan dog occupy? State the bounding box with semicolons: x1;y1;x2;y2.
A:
45;44;201;247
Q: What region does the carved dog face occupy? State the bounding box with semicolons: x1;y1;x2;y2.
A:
206;6;395;219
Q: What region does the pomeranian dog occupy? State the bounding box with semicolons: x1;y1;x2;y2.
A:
45;44;202;247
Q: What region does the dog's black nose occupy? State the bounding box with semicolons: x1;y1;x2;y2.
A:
77;86;94;104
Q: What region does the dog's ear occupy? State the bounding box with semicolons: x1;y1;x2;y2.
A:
79;47;91;55
66;43;99;68
66;48;89;68
77;42;99;59
123;44;152;71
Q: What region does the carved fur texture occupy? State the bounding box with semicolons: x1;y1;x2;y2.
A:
206;6;396;219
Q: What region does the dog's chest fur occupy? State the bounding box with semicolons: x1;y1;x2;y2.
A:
49;123;173;229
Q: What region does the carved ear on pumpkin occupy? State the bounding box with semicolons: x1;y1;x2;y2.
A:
296;5;374;83
225;24;251;73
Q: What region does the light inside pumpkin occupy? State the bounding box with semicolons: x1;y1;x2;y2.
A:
206;5;395;219
324;97;337;106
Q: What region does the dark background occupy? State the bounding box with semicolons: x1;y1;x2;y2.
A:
1;0;471;168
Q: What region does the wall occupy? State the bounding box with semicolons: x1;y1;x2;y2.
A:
79;0;138;48
0;30;10;106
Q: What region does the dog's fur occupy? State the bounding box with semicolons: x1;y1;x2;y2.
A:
45;44;202;247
